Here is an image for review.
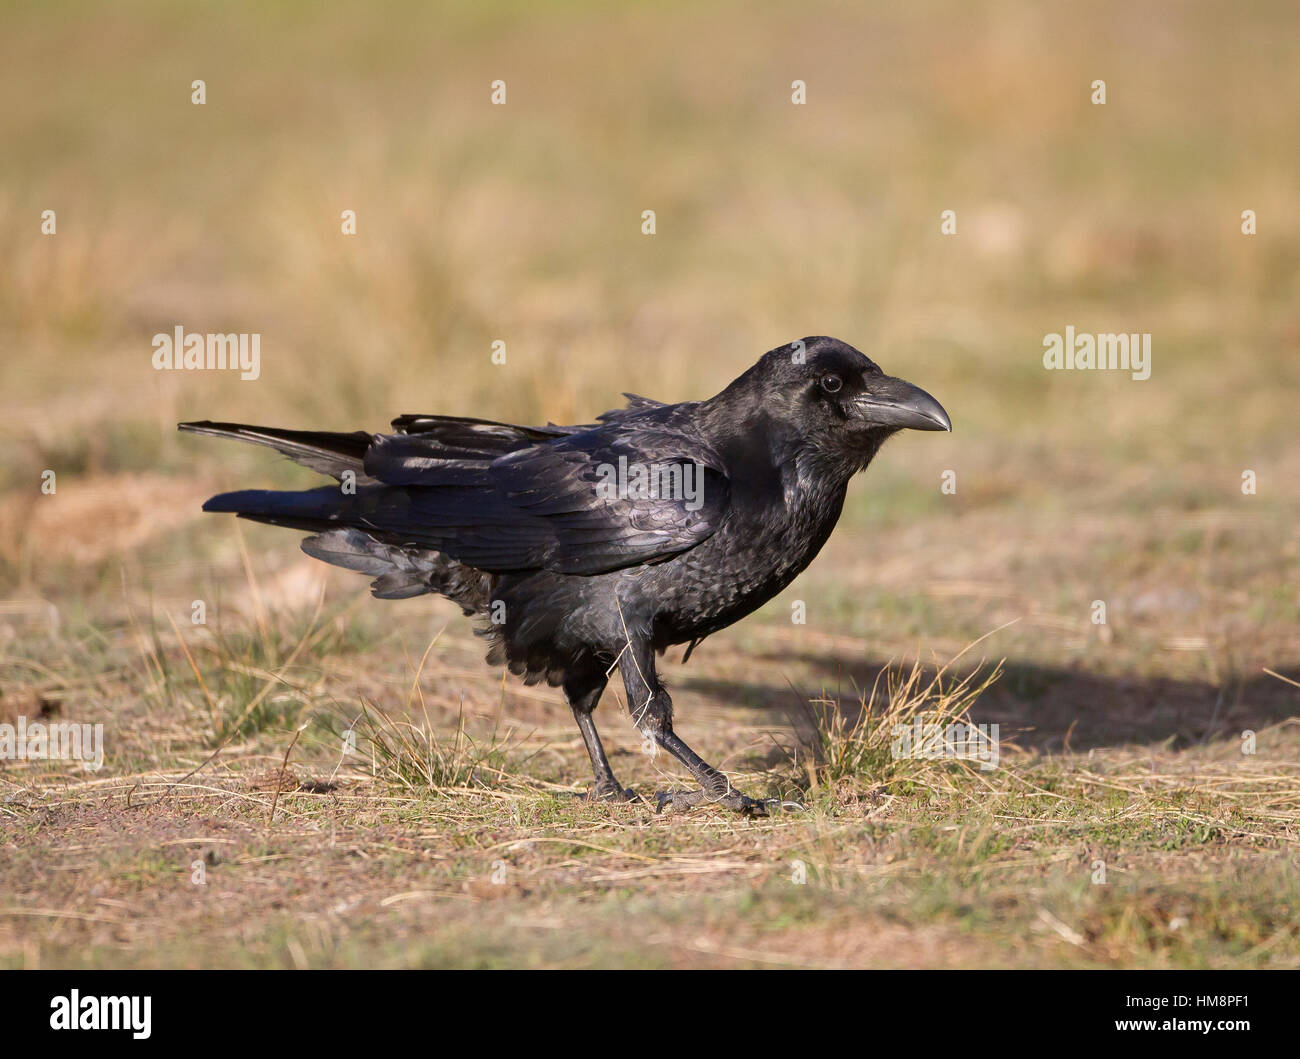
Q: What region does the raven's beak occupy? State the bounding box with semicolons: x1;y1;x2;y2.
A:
854;377;951;432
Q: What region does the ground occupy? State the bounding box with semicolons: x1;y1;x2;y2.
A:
1;0;1298;968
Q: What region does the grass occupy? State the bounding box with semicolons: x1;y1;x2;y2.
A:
331;696;540;795
791;639;1007;800
3;599;1298;968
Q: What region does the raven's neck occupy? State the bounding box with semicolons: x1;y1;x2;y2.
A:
698;391;890;501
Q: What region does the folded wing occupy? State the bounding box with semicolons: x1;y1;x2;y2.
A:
191;405;729;577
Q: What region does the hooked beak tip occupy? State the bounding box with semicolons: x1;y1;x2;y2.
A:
927;406;953;433
857;380;951;433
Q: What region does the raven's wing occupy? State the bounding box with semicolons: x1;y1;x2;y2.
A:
390;389;664;445
388;412;576;449
195;398;728;576
597;393;666;423
358;420;729;575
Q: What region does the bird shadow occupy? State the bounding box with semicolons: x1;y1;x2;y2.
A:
675;647;1300;753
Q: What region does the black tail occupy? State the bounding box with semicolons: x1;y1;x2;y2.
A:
178;420;374;481
181;420;494;610
199;484;360;533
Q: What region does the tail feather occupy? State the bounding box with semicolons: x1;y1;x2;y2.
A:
301;527;492;607
178;420;375;481
302;528;440;599
200;485;353;531
184;420;497;611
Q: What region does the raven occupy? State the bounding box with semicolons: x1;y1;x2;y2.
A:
180;336;949;813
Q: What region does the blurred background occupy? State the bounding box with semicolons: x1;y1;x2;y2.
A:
1;0;1297;728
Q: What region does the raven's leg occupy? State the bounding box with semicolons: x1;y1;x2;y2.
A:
618;637;769;816
564;671;638;802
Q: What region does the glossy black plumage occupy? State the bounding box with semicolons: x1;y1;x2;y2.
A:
181;336;950;813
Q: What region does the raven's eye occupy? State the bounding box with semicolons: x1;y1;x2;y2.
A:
820;373;843;394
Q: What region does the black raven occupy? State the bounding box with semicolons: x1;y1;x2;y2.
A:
180;336;949;813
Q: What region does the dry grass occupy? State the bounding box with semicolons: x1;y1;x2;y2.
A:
3;594;1298;969
790;637;1007;800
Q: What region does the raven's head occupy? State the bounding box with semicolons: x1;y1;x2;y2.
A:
716;336;950;477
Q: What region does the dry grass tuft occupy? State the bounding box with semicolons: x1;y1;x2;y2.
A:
787;636;1006;803
325;697;541;796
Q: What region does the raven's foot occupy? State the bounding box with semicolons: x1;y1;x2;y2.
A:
654;786;774;816
574;782;641;803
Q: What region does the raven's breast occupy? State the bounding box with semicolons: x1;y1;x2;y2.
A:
641;482;847;648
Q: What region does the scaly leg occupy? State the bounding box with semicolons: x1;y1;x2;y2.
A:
618;635;769;815
564;670;637;802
